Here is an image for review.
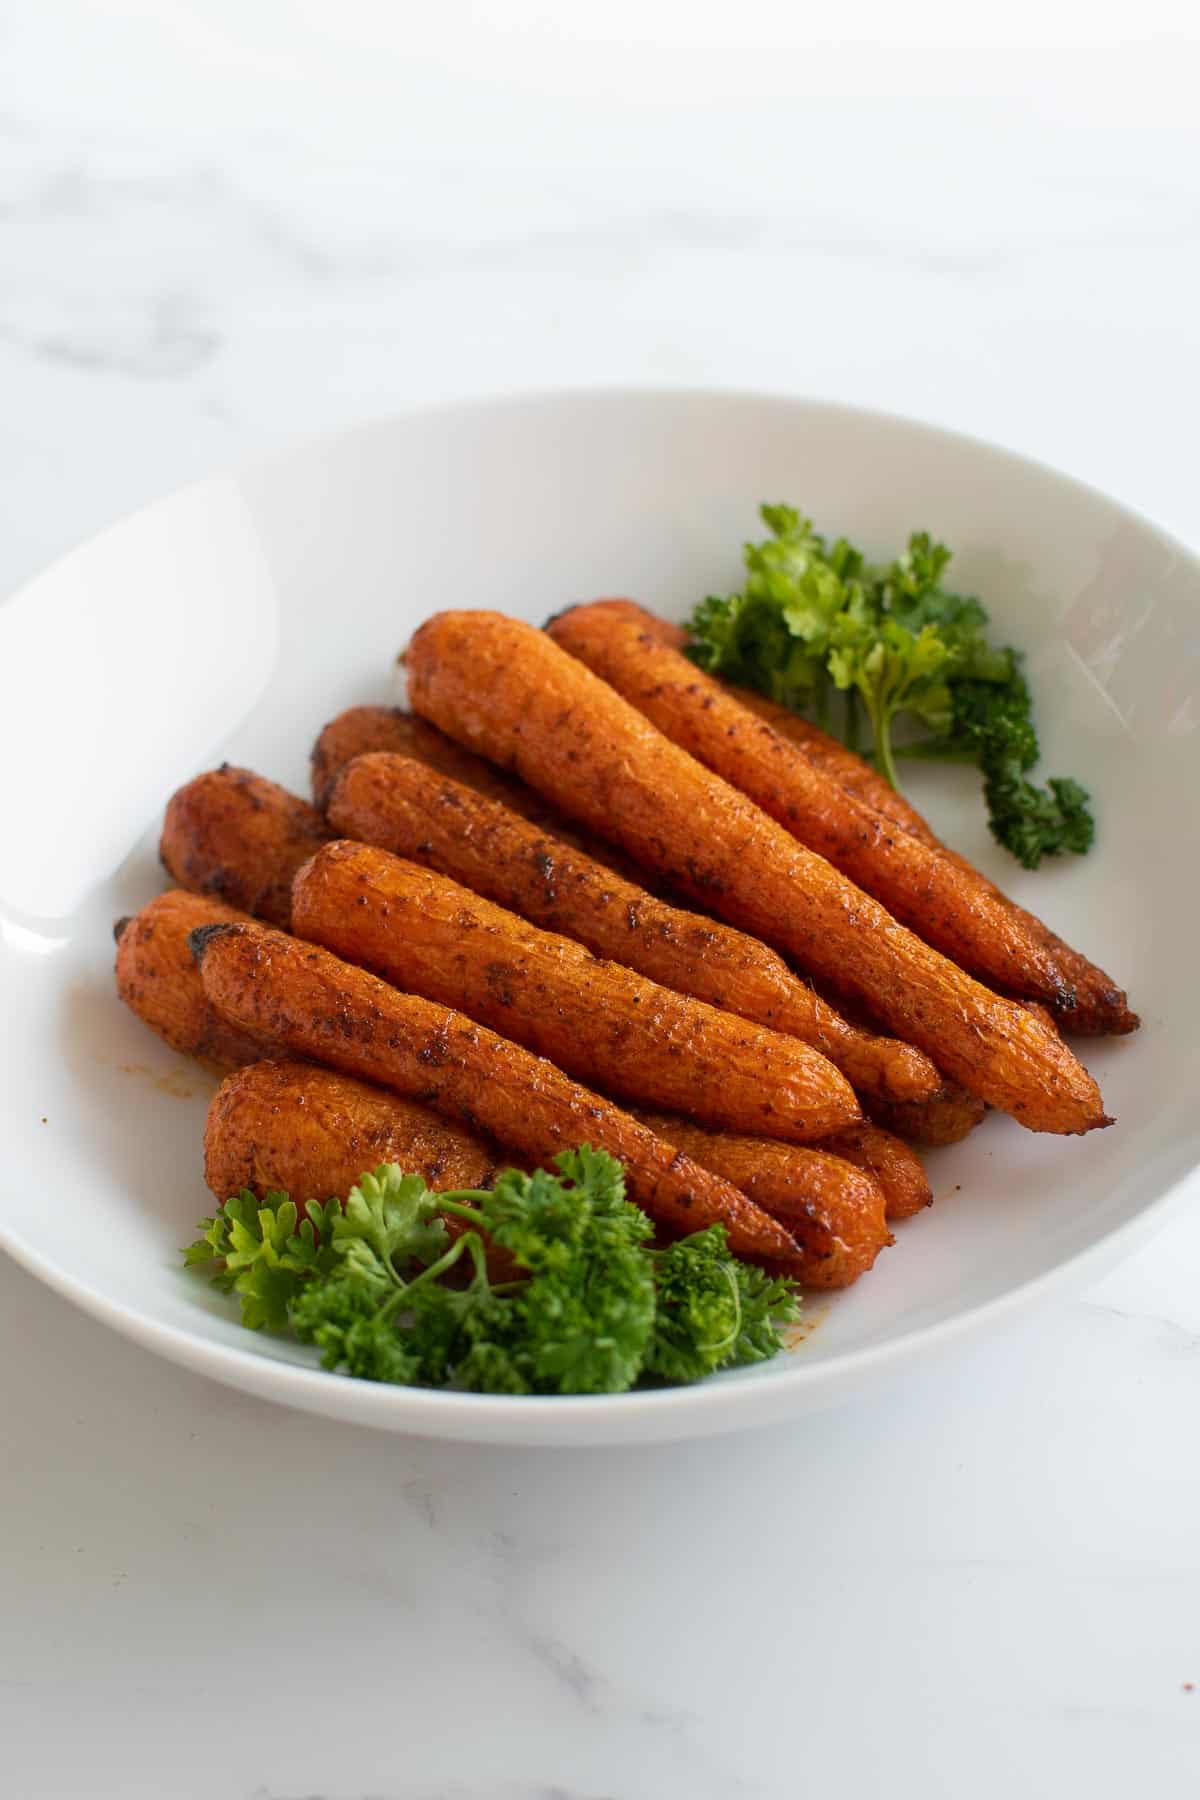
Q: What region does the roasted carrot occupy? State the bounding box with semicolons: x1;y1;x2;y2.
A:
312;706;551;817
291;838;861;1142
161;766;331;928
205;1058;506;1205
190;921;802;1264
594;602;944;832
548;601;1076;1009
326;751;940;1104
866;1086;987;1147
310;704;639;877
733;685;937;838
116;896;513;1205
816;1125;932;1220
115;890;274;1068
204;1058;519;1280
405;610;1108;1134
629;1107;890;1287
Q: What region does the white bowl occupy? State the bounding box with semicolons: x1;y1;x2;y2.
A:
1;390;1195;1445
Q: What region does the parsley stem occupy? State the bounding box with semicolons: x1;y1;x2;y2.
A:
379;1233;475;1317
893;741;978;763
870;709;901;792
695;1260;743;1363
436;1198;491;1231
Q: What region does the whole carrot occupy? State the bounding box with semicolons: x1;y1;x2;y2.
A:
161;766;331;929
204;1058;520;1281
326;751;940;1104
205;1058;507;1206
190;921;802;1264
291;839;861;1142
404;610;1109;1135
115;889;274;1069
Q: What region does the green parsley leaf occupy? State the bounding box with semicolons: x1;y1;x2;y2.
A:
182;1190;337;1331
730;1261;802;1366
646;1224;801;1382
645;1225;746;1383
685;506;1096;869
331;1165;450;1287
182;1149;798;1395
828;617;955;791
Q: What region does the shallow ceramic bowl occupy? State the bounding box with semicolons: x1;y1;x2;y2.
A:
0;390;1195;1444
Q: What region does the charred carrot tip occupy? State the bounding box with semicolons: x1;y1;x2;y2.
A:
187;922;239;963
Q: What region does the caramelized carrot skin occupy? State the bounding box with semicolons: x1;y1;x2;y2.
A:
733;685;938;839
866;1086;987;1147
548;601;1071;1009
191;921;801;1264
161;765;331;928
312;706;554;817
326;752;940;1104
204;1058;505;1204
630;1107;891;1288
115;889;274;1068
817;1125;932;1221
204;1058;518;1279
735;685;1138;1036
311;704;643;879
405;610;1109;1135
290;838;861;1142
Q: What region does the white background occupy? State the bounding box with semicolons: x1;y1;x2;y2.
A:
3;5;1199;1795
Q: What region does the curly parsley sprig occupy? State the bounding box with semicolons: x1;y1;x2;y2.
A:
687;506;1095;869
184;1147;798;1395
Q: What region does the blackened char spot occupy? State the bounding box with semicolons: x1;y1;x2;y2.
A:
187;922;236;963
417;1025;452;1068
532;848;557;899
484;961;517;1006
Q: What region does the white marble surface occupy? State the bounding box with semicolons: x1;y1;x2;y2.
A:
3;7;1200;1795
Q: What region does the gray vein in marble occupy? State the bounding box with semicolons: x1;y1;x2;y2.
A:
250;1790;393;1800
1080;1299;1200;1356
539;1788;618;1800
251;1786;621;1800
462;1571;748;1797
399;1476;439;1530
4;122;1199;312
500;1623;754;1796
516;1628;608;1710
0;293;221;380
232;203;1200;287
